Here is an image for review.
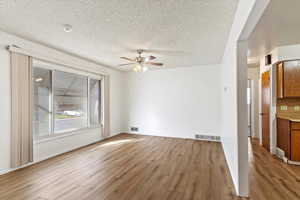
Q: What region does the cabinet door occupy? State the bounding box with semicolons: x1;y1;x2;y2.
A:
291;130;300;161
277;118;290;159
277;62;284;99
284;60;300;98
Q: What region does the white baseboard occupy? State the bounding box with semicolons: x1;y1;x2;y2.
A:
126;131;192;139
276;148;285;159
276;148;289;164
126;132;221;142
287;160;300;166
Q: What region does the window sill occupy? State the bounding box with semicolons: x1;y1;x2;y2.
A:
34;127;101;144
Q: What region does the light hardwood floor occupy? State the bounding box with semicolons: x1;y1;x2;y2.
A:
0;134;299;200
249;139;300;200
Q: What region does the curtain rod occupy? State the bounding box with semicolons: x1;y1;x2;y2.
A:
7;45;110;77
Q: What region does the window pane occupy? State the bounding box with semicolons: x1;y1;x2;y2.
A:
33;68;51;137
89;79;101;127
53;71;88;133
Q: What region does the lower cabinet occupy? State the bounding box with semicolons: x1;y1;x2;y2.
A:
277;118;300;162
291;130;300;161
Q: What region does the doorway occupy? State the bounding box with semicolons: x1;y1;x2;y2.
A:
247;79;252;137
261;71;270;151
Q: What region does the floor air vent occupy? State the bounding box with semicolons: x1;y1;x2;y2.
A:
130;127;139;132
195;134;221;142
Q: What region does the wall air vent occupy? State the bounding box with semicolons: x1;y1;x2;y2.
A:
195;134;221;142
265;54;272;65
130;127;139;132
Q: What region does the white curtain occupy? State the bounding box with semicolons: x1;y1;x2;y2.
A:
10;52;33;168
102;75;110;138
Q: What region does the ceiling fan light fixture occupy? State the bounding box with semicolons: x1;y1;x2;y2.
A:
136;64;142;71
144;57;149;62
142;66;148;72
119;50;163;72
133;67;138;72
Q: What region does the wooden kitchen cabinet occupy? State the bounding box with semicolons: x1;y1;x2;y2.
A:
291;130;300;161
277;118;290;159
277;60;300;99
277;62;284;99
277;117;300;162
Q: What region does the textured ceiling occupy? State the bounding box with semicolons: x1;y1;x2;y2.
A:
248;0;300;63
0;0;238;70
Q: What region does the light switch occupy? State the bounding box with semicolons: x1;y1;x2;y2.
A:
280;105;288;111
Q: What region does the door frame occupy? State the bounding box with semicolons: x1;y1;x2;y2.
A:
247;79;254;137
226;0;271;197
261;70;271;151
258;65;277;154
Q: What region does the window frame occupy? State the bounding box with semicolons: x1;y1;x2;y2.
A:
88;78;102;128
33;60;103;140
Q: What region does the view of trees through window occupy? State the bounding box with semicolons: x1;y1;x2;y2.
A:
33;63;101;138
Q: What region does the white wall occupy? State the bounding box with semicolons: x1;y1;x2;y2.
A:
0;30;127;174
125;65;221;139
220;0;270;196
277;44;300;61
259;44;300;70
248;67;260;138
220;2;255;196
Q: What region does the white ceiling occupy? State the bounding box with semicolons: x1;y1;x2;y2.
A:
248;0;300;65
0;0;238;70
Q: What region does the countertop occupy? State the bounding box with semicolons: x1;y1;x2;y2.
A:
277;114;300;122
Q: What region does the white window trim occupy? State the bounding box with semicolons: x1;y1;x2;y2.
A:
33;60;102;140
34;59;103;80
8;45;110;76
34;127;101;144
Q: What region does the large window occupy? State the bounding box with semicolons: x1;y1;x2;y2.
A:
33;62;102;138
53;71;88;133
33;68;52;137
89;78;101;127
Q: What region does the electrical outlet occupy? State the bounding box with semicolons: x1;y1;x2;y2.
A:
280;105;288;111
295;106;300;111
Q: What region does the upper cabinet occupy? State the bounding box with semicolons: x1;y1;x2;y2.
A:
277;60;300;99
277;62;284;98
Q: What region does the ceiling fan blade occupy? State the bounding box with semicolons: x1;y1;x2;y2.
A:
146;62;164;66
119;63;136;66
120;57;136;62
145;55;156;61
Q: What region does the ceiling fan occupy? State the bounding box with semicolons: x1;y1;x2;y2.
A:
119;49;163;72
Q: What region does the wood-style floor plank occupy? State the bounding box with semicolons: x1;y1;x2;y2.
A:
249;139;300;200
1;134;300;200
